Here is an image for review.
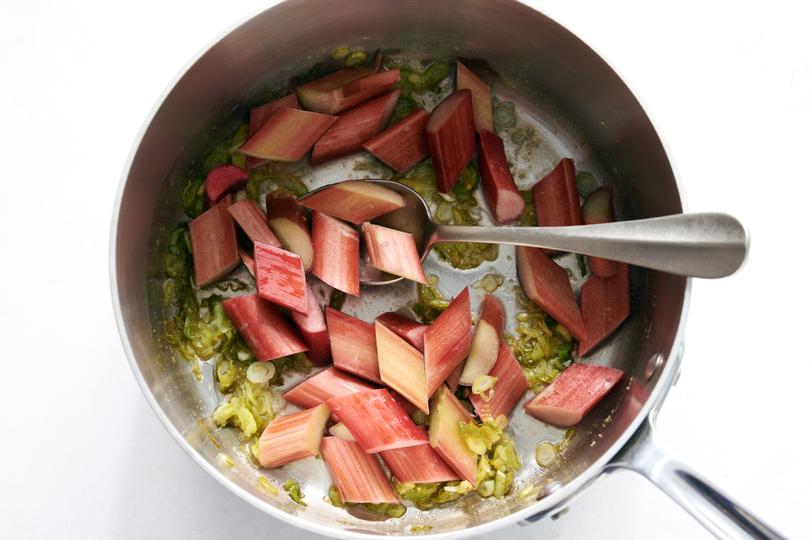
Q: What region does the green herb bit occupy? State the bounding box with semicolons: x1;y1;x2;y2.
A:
283;479;307;506
246;161;308;201
390;62;450;96
413;274;450;323
388;94;420;126
517;190;536;227
327;486;405;517
535;428;576;468
257;476;279;497
410;525;433;533
475;273;504;293
395;480;472;510
344;50;367;67
458;417;520;498
268;352;311;386
329;289;347;311
327;485;345;507
331;46;351;60
576;254;588;278
575;172;598;197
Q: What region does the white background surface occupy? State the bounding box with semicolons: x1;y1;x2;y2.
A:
1;0;807;538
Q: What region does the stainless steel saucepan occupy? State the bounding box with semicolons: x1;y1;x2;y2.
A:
110;1;782;537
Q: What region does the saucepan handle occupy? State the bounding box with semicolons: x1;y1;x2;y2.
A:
605;417;785;540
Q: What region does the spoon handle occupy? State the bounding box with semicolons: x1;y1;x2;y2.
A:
432;212;748;278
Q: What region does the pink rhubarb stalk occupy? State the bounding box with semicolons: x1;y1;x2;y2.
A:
310;89;401;164
265;190;314;271
239;248;255;277
375;321;429;414
311;211;360;296
426;90;476;193
532;158;584;255
362;223;427;284
524;363;624;427
247;94;301;169
297;180;405;225
325;307;381;384
258;404;330;468
470;341;528;420
362;108;430;173
238;108;336;161
282;367;373;411
227;199;281;247
254;241;308;314
189;194;239;287
478;129;525;224
581;186;618;277
222;294;308;361
456;61;493;132
424;287;473;396
380;443;460;484
327;388;427;453
291;285;331;365
297;67;400;115
578;263;630;356
375;312;427;352
204;165;249;205
459;294;506;385
321;437;399;504
428;385;478;485
516;246;586;340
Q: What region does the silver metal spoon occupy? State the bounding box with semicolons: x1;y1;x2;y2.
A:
314;179;749;285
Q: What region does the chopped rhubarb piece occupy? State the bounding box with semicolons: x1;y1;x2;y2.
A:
532;158;584;255
578;263;630;356
478;130;525;224
282;367;373;410
297;67;400;115
582;186;618;277
204;165;249;205
426;90;476;193
428;385;478;485
189;195;239;287
424;288;473;396
266;190;314;271
362;223;427;284
321;437;399;504
362;109;430;173
239;248;255;277
375;321;429;414
298;180;405;225
312;211;360;296
456;62;493;132
375;312;427;352
291;285;331;365
325;308;380;384
222;294;308;361
470;342;528;420
459;294;506;385
254;241;308;314
246;94;301;169
238;108;336;161
328;422;355;441
445;363;464;393
380;443;460;484
390;391;418;416
227;199;281;247
516;246;586;340
311;89;402;164
327;389;427;453
258;404;330;468
524;363;624;427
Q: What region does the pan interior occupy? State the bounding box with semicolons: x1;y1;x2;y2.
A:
116;0;687;535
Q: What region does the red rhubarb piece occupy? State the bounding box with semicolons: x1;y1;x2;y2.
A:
459;294;506;385
380;443;460;484
312;211;360;296
362;222;427;284
282;367;373;411
456;62;493;132
445;363;464;393
238;108;336;162
325;307;380;384
428;385;478;485
227;199;281;247
578;263;630;356
239;248;255;277
297;68;400;115
258;404;330;468
266;190;314;271
189;195;239;287
339;69;401;111
298;180;405;225
204;165;249;205
375;321;429;414
516;246;586;340
247;94;301;169
291;285;331;365
321;437;399;504
426;90;476;193
524;363;624;427
582;186;618;277
533;158;584;255
470;341;528;420
310;89;401;164
362;108;430;173
375;312;427;352
327;388;427;453
478;129;525;224
254;241;308;314
424;288;473;396
222;294;308;361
